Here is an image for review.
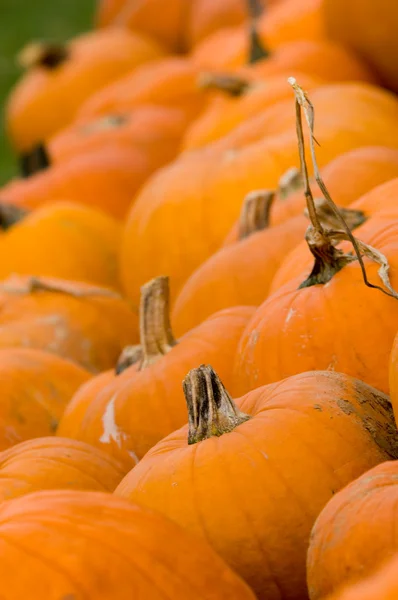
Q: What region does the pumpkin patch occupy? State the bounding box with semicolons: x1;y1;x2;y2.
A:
0;1;398;598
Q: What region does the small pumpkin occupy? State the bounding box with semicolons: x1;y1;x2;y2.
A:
58;276;254;466
116;366;398;600
6;29;164;153
0;437;127;501
307;460;398;600
0;202;121;289
120;81;398;307
323;0;398;93
0;348;89;450
0;489;255;599
0;275;138;372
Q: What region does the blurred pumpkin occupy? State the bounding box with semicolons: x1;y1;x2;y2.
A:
116;366;398;600
6;29;164;152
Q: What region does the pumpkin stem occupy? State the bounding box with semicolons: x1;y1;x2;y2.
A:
115;345;143;375
138;276;177;370
17;41;69;70
278;167;303;200
308;198;367;231
19;143;51;178
238;190;275;239
0;203;29;230
289;76;398;298
0;276;121;298
246;0;269;63
197;73;251;97
184;365;251;445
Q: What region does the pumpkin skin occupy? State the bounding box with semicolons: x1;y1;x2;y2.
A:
116;369;398;600
172;214;306;336
120;82;398;306
389;330;398;418
50;104;189;165
0;275;138;372
0;202;121;289
235;217;398;396
58;301;254;466
0;437;127;501
0;348;89;450
78;57;207;124
6;29;164;152
323;0;398;93
307;461;398;600
0;489;255;599
0;146;152;219
325;555;398;600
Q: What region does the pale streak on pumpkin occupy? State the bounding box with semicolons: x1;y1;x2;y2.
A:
99;394;127;448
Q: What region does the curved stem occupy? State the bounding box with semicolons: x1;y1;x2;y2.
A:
19;143;50;178
183;365;251;445
138;276;177;370
198;73;251;97
115;345;143;375
278;167;302;200
309;198;367;231
18;42;69;70
238;190;275;239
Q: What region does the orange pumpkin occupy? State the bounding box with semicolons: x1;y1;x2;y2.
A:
0;145;152;219
0;348;89;450
6;29;164;153
78;56;208;123
0;202;121;289
0;489;255;599
0;275;138;372
325;555;398;600
307;460;398;600
172;191;306;335
0;437;127;500
116;366;398;600
120;82;398;307
58;277;254;466
323;0;398;93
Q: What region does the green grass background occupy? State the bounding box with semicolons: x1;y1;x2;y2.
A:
0;0;96;184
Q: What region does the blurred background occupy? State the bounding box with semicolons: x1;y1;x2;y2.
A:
0;0;96;184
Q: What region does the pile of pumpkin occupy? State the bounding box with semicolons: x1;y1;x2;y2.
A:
2;0;398;597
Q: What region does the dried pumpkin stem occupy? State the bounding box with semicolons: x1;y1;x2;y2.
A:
0;276;122;298
307;198;367;231
184;365;251;445
115;345;143;375
278;167;303;200
19;143;51;178
138;276;177;370
238;190;275;239
18;42;69;70
0;203;29;230
246;0;269;63
197;73;251;97
289;76;398;298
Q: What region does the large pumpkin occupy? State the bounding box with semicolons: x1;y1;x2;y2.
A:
0;489;255;599
121;82;398;306
6;29;164;152
307;460;398;599
0;348;89;450
0;437;127;500
58;276;254;466
116;367;398;600
0;202;121;289
0;275;138;372
323;0;398;93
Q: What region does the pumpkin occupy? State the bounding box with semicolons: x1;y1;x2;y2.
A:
323;0;398;93
6;29;164;153
0;348;89;450
78;56;208;124
0;145;152;219
116;366;398;600
58;276;254;466
49;104;189;166
307;460;398;600
325;554;398;600
389;329;398;417
0;202;121;289
0;489;255;599
172;190;307;335
120;81;398;307
0;437;127;501
0;275;138;372
235;83;398;395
